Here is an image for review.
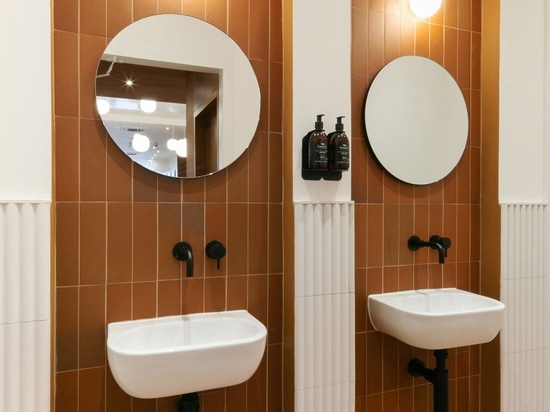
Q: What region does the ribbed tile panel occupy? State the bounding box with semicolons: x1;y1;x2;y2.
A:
0;203;50;411
501;204;546;411
294;202;355;412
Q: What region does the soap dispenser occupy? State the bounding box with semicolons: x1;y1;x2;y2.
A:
302;114;328;169
327;116;350;171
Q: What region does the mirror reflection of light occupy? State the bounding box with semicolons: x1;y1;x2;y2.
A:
167;138;178;151
410;0;442;18
96;98;110;114
140;99;157;113
176;138;187;157
132;133;150;152
125;79;134;86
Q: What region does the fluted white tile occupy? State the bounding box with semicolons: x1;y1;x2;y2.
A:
5;323;21;412
5;204;21;324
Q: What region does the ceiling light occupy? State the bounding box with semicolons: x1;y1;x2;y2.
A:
140;99;157;113
132;133;150;152
410;0;442;18
96;98;110;115
167;138;178;151
176;138;187;158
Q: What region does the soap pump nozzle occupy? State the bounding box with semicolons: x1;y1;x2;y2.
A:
335;116;345;132
315;114;325;130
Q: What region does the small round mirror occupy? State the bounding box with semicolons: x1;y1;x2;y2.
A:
95;14;261;178
364;56;468;185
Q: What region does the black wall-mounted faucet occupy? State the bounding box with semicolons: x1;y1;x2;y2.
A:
173;242;194;277
408;235;451;264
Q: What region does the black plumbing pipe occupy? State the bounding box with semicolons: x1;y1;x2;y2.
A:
408;350;449;412
177;392;200;412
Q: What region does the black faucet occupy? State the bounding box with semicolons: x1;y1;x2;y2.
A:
408;235;451;264
173;242;194;277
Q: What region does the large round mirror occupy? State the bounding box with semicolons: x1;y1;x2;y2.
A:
95;14;261;178
364;56;468;185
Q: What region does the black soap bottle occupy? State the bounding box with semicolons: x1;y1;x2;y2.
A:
327;116;350;171
302;114;328;169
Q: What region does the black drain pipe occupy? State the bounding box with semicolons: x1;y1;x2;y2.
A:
408;349;449;412
177;392;200;412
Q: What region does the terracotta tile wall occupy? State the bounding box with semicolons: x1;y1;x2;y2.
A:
351;0;484;410
53;1;283;411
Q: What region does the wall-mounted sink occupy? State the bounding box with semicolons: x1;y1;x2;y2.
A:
368;288;505;350
107;310;267;398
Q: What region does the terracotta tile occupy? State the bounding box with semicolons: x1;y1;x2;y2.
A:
229;0;249;54
445;0;458;28
457;204;471;262
203;390;226;410
81;0;106;36
107;203;132;283
352;8;369;75
158;176;182;202
268;204;283;273
250;0;269;60
384;174;400;204
133;281;157;319
158;203;182;280
56;203;79;286
267;344;283;411
79;367;105;412
205;203;227;276
247;354;267;410
227;275;247;310
205;169;227;202
131;397;156;411
472;0;482;32
414;264;429;289
442;262;457;286
80;120;107;201
133;0;158;20
106;366;132;411
80;203;106;285
206;0;227;31
182;0;206;19
107;283;132;323
204;277;226;311
227;155;249;203
366;332;383;394
227;203;248;276
384;266;399;293
252;59;269;133
428;263;443;287
400;16;415;56
470;90;481;148
182;278;205;313
270;0;283;63
81;35;107;120
367;205;383;267
444;27;458;80
157;396;180;411
133;203;157;282
269;62;283;132
367;151;384;203
368;11;384;76
79;285;106;368
249;204;268;274
107;0;133;38
227;383;247;412
106;138;133;202
430;23;444;66
54;0;78;32
415;21;430;58
383;390;399;410
249;133;269;203
159;0;183;14
268;133;283;202
55;372;79;412
351;134;370;203
182;203;205;276
158;280;182;316
383;204;399;266
399;265;414;291
367;394;383;410
133;166;158;202
399;204;414;265
55;117;79;201
430;0;444;25
268;274;283;343
458;30;471;88
181;178;206;203
385;13;400;64
369;0;384;12
56;287;79;371
398;387;414;411
458;0;471;30
54;31;79;118
355;333;367;397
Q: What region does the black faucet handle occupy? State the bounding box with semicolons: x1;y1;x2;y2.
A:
429;235;451;256
206;240;226;269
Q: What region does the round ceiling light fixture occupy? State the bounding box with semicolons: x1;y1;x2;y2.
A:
410;0;442;18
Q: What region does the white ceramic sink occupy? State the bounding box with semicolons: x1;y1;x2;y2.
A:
107;310;267;398
368;288;505;350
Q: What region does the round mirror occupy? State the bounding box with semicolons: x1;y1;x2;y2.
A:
95;14;261;178
364;56;468;185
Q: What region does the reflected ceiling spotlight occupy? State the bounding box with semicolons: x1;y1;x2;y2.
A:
96;98;110;115
132;133;150;153
410;0;442;18
176;138;188;158
167;138;178;151
140;99;157;113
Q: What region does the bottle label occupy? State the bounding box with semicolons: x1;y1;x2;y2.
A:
309;140;328;168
